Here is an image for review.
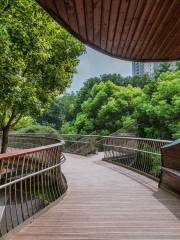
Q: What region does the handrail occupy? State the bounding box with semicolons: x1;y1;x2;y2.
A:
61;134;100;137
102;136;172;180
0;142;64;159
0;155;65;189
102;135;171;142
103;144;161;155
0;134;67;237
61;134;171;142
61;134;99;155
60;134;172;180
62;140;89;144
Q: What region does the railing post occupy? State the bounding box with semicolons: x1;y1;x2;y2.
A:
159;139;180;196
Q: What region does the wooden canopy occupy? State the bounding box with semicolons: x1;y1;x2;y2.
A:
37;0;180;61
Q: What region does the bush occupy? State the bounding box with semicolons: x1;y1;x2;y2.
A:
17;124;58;135
60;122;77;134
13;117;35;130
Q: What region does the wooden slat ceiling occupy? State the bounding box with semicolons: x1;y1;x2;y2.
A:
37;0;180;61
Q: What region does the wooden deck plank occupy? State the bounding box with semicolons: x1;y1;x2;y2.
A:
8;153;180;240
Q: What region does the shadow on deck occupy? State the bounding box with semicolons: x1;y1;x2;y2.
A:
7;153;180;240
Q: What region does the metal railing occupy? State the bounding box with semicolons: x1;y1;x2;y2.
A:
60;133;171;180
61;134;99;155
0;134;67;236
102;136;171;180
7;133;60;150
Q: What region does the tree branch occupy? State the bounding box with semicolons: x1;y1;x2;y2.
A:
0;107;7;128
5;110;16;128
11;114;22;128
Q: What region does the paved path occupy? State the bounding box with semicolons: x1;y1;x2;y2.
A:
9;153;180;239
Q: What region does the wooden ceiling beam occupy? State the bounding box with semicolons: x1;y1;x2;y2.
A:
126;0;155;60
117;0;139;56
150;3;180;59
93;0;102;47
131;0;163;60
141;0;178;60
54;0;68;23
84;0;94;42
100;0;111;50
64;0;79;34
121;0;146;58
73;0;87;41
106;0;121;53
36;0;180;61
161;29;180;59
112;0;129;55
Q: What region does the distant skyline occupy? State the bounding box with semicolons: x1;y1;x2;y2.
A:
67;46;132;93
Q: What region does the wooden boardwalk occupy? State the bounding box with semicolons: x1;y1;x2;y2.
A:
8;153;180;240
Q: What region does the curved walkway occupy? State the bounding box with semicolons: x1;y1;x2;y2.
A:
9;153;180;240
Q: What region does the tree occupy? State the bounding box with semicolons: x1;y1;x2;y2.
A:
37;93;77;129
154;62;172;78
60;71;179;139
73;81;142;134
176;61;180;70
124;74;152;88
74;73;152;114
0;0;85;152
60;122;77;134
74;113;94;134
136;71;180;139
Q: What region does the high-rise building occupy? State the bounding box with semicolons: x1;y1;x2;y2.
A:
132;61;177;76
143;63;155;75
132;62;144;76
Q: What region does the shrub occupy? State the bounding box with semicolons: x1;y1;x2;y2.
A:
60;122;77;134
13;117;35;130
17;124;58;135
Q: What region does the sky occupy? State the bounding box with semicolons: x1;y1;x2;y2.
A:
67;46;132;93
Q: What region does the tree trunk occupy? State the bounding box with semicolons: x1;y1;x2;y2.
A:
1;127;9;153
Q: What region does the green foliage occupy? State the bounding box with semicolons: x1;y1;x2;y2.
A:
75;73;151;114
0;0;85;132
13;116;34;130
60;122;77;134
121;116;138;133
176;61;180;70
17;123;58;134
170;122;180;139
60;70;179;140
154;62;173;78
74;113;94;134
136;71;180;139
0;0;178;144
72;81;142;134
150;156;161;177
37;93;77;129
